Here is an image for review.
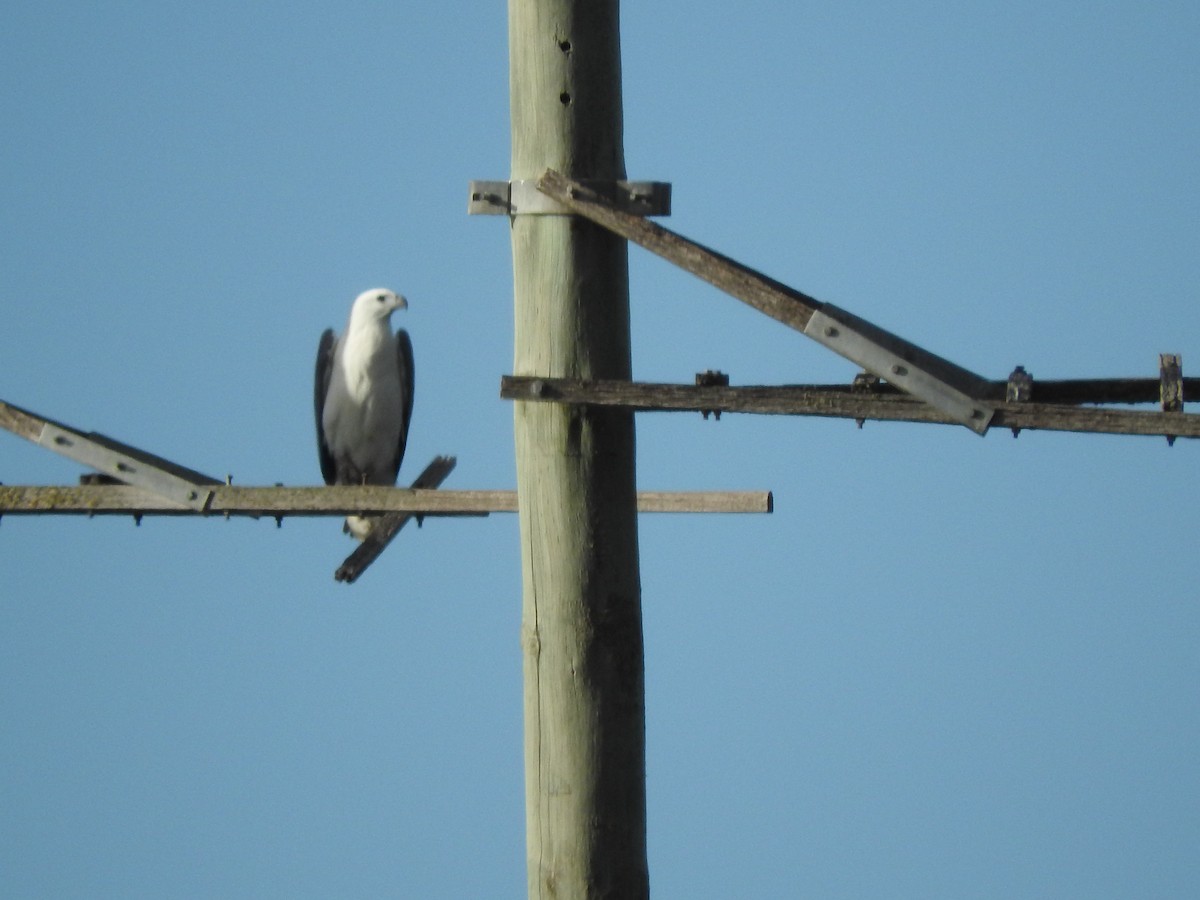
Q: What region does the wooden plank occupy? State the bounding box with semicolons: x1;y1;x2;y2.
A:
1;397;223;511
334;455;458;583
504;374;1200;408
500;376;1200;438
979;377;1200;405
537;168;819;333
0;485;773;516
535;170;1009;434
0;400;45;441
0;484;497;516
635;490;773;514
990;403;1200;439
1;398;222;487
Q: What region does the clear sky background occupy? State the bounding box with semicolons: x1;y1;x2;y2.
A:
3;3;1198;897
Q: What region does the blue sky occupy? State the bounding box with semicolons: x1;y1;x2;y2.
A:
3;3;1198;897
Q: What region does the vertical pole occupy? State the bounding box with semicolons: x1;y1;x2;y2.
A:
509;1;648;898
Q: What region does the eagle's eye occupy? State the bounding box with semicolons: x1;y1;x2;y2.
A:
376;294;387;302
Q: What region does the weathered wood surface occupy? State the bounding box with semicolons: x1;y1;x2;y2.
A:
1;398;223;494
0;485;773;516
510;2;649;896
534;171;1040;436
0;400;45;441
505;374;1200;406
534;172;1200;440
501;376;1200;438
538;168;819;333
334;456;458;583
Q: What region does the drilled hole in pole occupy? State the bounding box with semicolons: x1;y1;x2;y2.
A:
559;91;571;106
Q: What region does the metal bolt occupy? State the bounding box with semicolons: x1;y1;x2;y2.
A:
824;326;839;338
892;365;907;377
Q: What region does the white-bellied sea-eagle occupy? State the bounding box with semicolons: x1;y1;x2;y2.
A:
315;288;414;539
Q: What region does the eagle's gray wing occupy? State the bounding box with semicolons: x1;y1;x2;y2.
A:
391;328;415;481
315;328;337;485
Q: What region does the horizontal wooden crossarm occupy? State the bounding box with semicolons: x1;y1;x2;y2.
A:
501;376;1200;439
0;484;775;516
503;374;1200;407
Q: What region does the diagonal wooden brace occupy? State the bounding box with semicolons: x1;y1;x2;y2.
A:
1;398;221;510
535;168;995;434
334;456;458;584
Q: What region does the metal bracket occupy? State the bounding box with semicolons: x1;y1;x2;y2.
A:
1006;365;1033;403
850;371;881;428
468;179;671;217
1160;353;1183;446
1160;353;1183;412
804;305;995;434
851;371;882;393
694;369;729;420
1005;366;1034;437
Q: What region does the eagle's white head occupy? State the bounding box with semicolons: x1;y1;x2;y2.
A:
348;287;408;329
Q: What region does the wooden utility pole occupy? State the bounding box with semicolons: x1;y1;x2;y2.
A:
509;0;648;897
